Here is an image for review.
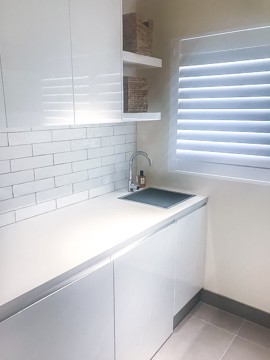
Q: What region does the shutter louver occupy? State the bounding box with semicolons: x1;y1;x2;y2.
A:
172;26;270;182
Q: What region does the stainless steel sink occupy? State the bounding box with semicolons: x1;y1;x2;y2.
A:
119;187;194;209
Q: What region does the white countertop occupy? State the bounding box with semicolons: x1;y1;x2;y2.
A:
0;189;207;307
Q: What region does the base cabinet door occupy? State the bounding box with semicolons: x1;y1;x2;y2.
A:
174;206;207;315
114;224;175;360
0;263;114;360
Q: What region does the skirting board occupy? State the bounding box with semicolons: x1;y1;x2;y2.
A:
173;290;202;329
173;289;270;330
201;289;270;329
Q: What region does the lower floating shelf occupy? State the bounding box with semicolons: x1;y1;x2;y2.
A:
122;112;161;122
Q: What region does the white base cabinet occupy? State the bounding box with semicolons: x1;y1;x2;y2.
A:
114;224;175;360
174;207;207;315
0;263;114;360
0;204;207;360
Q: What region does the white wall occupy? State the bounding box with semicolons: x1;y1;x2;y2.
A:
137;0;270;313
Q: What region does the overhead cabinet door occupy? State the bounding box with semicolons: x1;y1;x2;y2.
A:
0;0;74;127
70;0;122;124
0;58;6;127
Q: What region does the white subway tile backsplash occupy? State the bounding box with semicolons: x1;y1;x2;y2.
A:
55;171;88;187
88;165;114;179
53;128;86;141
89;183;114;199
13;178;54;197
16;201;56;221
126;133;137;143
35;164;72;180
88;146;114;159
101;135;126;147
103;171;126;185
72;158;102;172
8;131;52;145
0;160;11;174
54;150;87;165
114;124;136;135
11;155;53;172
115;161;129;172
0;170;34;187
71;138;101;151
0;187;13;201
33;141;71;155
0;133;8;146
102;153;125;166
115;178;128;190
87;126;113;138
0;194;36;214
36;185;72;203
0;123;136;227
0;211;15;227
56;191;88;209
0;145;32;160
114;143;136;154
73;177;103;193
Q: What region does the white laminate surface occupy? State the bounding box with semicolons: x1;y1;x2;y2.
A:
70;0;122;124
0;59;6;128
0;0;74;127
0;189;207;306
115;224;175;360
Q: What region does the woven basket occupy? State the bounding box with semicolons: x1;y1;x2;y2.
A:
124;76;148;113
123;13;153;56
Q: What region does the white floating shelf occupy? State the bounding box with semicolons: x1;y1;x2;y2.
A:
123;51;162;68
122;112;161;122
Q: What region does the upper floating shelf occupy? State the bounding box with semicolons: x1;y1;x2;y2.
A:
122;112;161;122
123;51;162;68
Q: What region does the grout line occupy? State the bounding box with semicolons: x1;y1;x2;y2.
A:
219;333;237;360
192;316;241;336
236;318;245;335
236;334;270;351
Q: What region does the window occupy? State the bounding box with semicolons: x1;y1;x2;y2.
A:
170;26;270;183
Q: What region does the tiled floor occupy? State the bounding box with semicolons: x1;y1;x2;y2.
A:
152;302;270;360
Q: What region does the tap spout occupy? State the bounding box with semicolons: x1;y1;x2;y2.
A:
128;151;152;192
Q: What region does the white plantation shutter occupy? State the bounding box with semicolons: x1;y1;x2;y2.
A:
170;26;270;183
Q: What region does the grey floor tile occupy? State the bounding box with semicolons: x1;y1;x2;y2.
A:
222;336;270;360
192;302;244;334
152;316;234;360
238;320;270;349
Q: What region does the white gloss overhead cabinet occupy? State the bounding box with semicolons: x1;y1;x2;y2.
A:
114;224;175;360
174;206;207;316
0;0;74;127
0;58;6;127
70;0;122;124
0;263;114;360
